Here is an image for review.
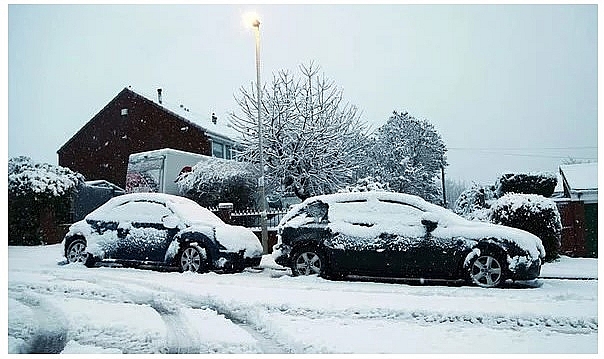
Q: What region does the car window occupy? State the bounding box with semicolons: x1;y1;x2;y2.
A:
328;199;424;227
106;201;173;224
169;199;224;226
304;201;329;223
376;200;425;226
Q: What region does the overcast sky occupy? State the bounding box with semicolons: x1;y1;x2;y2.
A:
8;4;598;184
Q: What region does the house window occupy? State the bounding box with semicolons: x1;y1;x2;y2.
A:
212;141;224;158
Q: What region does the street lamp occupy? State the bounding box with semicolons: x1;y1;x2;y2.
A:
245;12;269;254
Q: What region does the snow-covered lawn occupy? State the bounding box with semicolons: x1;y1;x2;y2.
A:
7;244;598;354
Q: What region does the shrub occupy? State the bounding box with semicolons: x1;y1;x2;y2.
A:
453;184;496;221
339;176;392;193
8;156;85;245
495;172;557;198
490;193;561;262
176;158;257;209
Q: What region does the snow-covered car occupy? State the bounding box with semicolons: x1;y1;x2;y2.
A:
62;193;263;273
272;191;546;288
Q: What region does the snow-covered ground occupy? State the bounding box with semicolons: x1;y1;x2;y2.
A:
7;244;598;354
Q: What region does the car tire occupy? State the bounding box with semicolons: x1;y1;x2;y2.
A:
179;246;208;273
469;253;506;288
66;239;88;264
291;247;326;277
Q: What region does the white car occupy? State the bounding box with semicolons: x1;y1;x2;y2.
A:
62;193;263;273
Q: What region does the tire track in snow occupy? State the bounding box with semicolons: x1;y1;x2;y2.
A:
265;305;598;335
101;278;304;354
76;276;202;354
11;273;203;354
72;273;299;353
9;293;69;354
10;269;596;352
187;301;298;354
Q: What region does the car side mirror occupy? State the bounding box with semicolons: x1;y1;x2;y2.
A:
162;215;180;229
421;219;438;233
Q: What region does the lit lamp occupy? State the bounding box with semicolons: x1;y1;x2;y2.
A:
244;12;269;254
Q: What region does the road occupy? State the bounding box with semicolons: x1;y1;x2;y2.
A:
7;245;598;354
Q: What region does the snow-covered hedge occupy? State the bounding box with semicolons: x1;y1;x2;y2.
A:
490;193;561;262
8;156;85;245
176;158;257;209
9;156;84;197
495;172;557;198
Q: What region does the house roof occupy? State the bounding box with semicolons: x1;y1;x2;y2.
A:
559;162;598;191
127;87;240;145
58;87;241;155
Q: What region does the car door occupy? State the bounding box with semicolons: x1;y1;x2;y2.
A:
414;223;469;279
104;200;178;262
370;199;428;277
326;199;401;276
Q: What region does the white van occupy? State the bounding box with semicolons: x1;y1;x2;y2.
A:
125;148;209;195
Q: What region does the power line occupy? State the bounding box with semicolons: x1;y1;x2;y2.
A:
448;150;597;160
449;146;597;151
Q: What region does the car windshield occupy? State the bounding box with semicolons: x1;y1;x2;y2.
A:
168;197;224;226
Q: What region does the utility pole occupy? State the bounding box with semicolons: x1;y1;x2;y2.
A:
441;165;447;208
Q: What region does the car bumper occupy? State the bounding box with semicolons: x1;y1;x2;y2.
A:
272;243;292;267
214;250;262;271
510;258;541;280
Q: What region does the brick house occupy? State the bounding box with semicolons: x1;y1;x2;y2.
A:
58;87;240;188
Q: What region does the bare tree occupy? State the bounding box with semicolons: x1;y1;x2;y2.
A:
230;62;368;200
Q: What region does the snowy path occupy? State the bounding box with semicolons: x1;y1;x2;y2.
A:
8;245;598;354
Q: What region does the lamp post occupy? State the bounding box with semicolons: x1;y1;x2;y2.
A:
248;15;269;254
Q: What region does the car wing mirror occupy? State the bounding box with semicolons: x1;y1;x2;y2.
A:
421;218;438;233
162;214;180;229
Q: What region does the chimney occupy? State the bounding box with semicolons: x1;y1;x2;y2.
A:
212;112;217;124
157;88;162;104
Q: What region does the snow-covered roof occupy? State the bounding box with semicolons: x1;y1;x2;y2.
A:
127;87;240;144
559;162;598;191
557;162;598;203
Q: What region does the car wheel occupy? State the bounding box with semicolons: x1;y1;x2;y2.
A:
179;246;208;273
469;254;505;288
291;248;325;277
66;239;88;264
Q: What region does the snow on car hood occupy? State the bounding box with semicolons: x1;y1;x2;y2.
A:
189;223;263;259
432;221;545;259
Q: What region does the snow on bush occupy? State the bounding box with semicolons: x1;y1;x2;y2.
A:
8;156;85;245
338;176;392;193
176;157;257;209
490;193;561;262
453;184;497;221
9;156;84;198
495;172;557;198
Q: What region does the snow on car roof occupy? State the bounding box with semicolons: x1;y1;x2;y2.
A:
86;192;224;226
280;191;456;225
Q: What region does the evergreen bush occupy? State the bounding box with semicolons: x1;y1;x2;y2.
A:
495;172;557;198
176;158;257;209
8;156;84;245
490;193;561;262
